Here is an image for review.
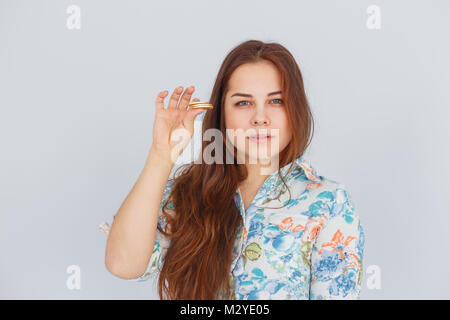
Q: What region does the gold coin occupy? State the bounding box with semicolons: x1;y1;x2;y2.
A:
188;101;211;105
190;104;213;109
188;102;213;109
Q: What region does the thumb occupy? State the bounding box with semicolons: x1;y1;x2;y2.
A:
184;108;204;134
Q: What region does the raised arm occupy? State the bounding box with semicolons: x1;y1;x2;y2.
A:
104;85;204;279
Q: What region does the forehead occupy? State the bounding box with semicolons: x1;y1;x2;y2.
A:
227;60;282;94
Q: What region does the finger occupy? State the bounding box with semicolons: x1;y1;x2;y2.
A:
168;86;184;109
187;108;204;118
185;100;205;120
155;90;168;110
184;108;205;133
187;97;200;108
178;85;195;110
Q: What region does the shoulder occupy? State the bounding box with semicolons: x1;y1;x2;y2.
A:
290;163;353;204
304;173;365;246
299;170;359;221
314;176;355;206
290;159;353;201
310;177;364;247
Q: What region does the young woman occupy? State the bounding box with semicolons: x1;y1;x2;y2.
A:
104;40;365;300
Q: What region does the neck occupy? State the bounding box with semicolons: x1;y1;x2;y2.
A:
240;161;274;189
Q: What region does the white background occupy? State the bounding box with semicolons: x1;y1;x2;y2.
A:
1;0;449;299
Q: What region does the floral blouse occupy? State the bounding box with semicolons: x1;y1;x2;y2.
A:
102;155;365;300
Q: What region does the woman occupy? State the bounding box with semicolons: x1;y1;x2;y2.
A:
104;40;365;300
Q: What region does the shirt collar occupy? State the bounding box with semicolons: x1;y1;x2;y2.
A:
233;155;321;211
235;155;321;196
282;155;322;183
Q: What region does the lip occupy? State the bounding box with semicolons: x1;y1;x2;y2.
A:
247;135;273;143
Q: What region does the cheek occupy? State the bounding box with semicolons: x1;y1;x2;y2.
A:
281;128;293;148
225;107;245;143
225;108;250;135
224;106;233;128
272;111;292;143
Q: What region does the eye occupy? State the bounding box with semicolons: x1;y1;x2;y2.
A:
235;100;250;107
271;98;283;105
234;99;283;107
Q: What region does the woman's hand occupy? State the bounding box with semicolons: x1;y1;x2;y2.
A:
151;85;204;164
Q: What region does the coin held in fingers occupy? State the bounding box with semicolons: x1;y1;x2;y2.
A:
188;101;214;110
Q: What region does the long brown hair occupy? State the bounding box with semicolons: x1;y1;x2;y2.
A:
156;39;314;299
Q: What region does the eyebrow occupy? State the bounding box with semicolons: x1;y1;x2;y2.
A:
230;91;282;98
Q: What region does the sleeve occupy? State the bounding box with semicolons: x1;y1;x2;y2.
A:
127;179;175;282
309;184;365;299
100;179;175;282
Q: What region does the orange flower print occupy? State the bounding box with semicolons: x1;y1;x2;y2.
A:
306;182;322;190
278;217;293;230
301;216;328;243
243;226;248;242
343;253;361;275
299;163;320;182
278;217;304;233
318;229;356;260
166;219;173;233
292;224;305;232
163;210;175;234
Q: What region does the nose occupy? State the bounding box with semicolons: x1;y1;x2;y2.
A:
252;118;269;125
251;109;270;126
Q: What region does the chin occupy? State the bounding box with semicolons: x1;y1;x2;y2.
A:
243;150;280;165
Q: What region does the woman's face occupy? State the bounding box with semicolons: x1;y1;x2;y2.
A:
224;60;292;164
